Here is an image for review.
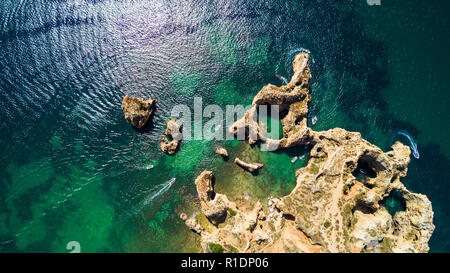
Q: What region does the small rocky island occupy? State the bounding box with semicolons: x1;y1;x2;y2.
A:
160;118;182;155
234;157;264;173
181;52;435;253
121;95;157;128
215;147;229;159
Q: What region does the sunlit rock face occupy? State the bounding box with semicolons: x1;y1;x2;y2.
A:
194;170;232;226
234;157;264;173
160;118;181;155
215;147;229;158
183;53;435;253
121;95;157;129
229;52;313;150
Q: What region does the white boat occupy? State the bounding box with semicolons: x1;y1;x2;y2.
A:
291;156;298;163
146;165;154;170
312;116;318;125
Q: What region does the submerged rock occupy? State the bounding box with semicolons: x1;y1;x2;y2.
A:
121;95;157;129
234;157;264;173
215;147;229;158
183;53;434;253
160;118;181;155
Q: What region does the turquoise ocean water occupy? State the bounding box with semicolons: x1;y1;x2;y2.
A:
0;0;449;252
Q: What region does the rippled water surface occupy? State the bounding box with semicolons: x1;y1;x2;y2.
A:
0;0;449;252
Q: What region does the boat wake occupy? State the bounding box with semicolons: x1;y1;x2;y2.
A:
122;178;176;220
396;130;420;159
287;47;311;56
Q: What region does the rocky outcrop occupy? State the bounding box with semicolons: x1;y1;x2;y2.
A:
215;147;229;158
273;130;434;253
192;171;264;253
121;95;157;128
387;187;434;253
228;107;260;145
179;213;188;221
159;137;178;155
234;158;264;173
160;118;181;155
194;170;233;226
183;52;435;253
228;53;313;151
186;218;204;234
179;213;203;234
165;118;182;140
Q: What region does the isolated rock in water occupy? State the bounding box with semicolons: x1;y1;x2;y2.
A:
121;95;157;128
234;157;264;172
160;137;179;155
160;118;181;155
215;147;229;158
194;170;230;226
165;118;182;140
184;52;434;253
179;213;188;221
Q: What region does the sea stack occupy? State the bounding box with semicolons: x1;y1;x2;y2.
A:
234;157;264;173
194;170;233;226
160;118;182;155
121;95;157;129
215;147;229;158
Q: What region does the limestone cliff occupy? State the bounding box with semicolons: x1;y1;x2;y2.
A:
182;52;434;253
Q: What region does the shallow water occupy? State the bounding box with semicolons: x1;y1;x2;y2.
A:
0;0;449;252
